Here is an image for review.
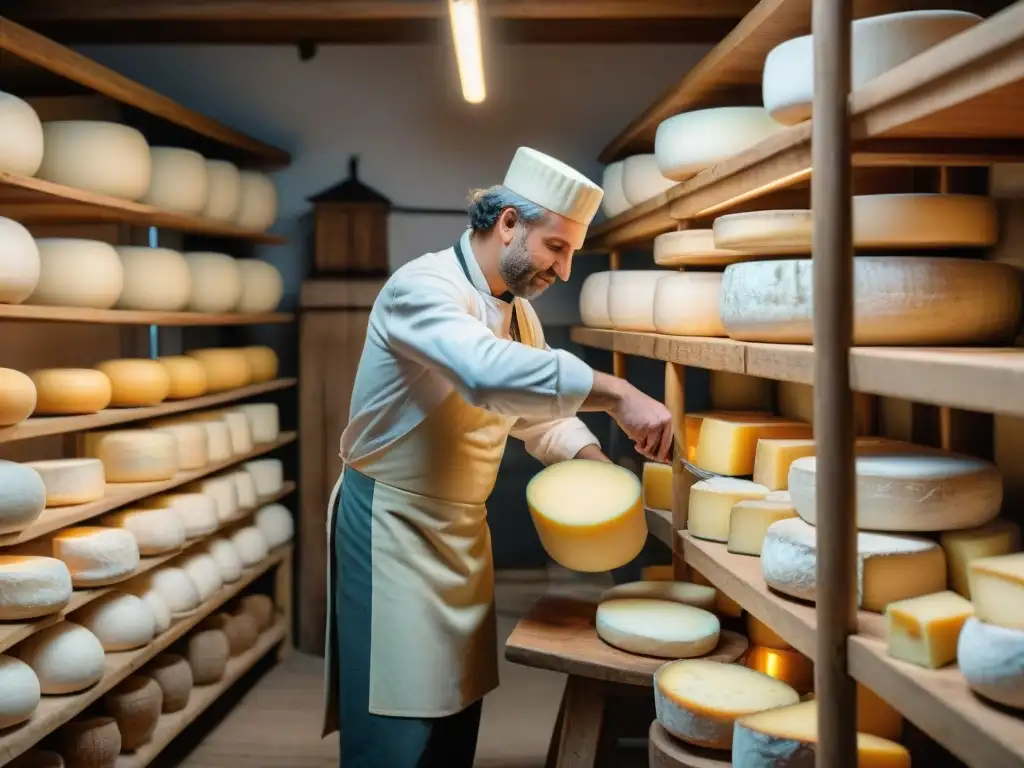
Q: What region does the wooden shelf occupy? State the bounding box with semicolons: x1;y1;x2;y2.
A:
0;304;293;326
0;379;296;444
646;507;674;549
648;721;731;768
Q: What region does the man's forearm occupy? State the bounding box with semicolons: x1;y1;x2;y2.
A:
574;444;612;463
578;370;625;413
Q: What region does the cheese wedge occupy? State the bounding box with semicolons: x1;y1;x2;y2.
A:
688;477;769;542
642;462;672;511
696;415;812;476
886;590;974;668
728;496;798;556
968;552;1024;630
941;519;1021;598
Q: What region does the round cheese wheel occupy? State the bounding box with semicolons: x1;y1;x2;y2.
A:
24;458;105;507
147;567;202;616
957;616;1024;709
203;159;242;221
255;503;294;549
621;154;676;206
600;581;716;610
147;654;192;713
763;10;982;125
0;217;41;304
0;655;41;729
579;271;612;329
37;120;151;200
237;259;284;313
231;469;258;510
229;613;260;655
241;346;278;383
102;506;186;556
0;368;37;426
237;594;274;631
231;526;269;566
30;369;112;415
655;107;785;182
600;161;631;218
191;475;239;522
0;92;44;177
243;458;284;496
527;459;646;572
74;591;156;651
103;675;163;752
56;715;121;767
156;356;207;399
84;429;178;483
236;403;280;444
141;146;208;214
653;273;727;337
53;526;140;587
607;270;666;332
114;246;191;311
653;228;747;268
203;612;246;655
151;422;209;470
182;253;242;313
15;622;106;694
144;493;218;539
180;553;223;602
720;257;1024;346
185;628;230;685
187;348;251;392
596;599;720;658
206;538;242;583
94;359;170;407
197;419;232;461
235;171;277;231
28;239;124;309
0;556;72;620
132;586;171;634
0;462;46;534
223;411;254;454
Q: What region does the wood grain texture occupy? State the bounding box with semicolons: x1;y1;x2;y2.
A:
648;722;731;768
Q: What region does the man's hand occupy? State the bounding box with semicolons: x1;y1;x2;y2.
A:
580;371;673;463
574;444;613;463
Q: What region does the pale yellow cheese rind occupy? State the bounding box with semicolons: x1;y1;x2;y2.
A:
727;499;797;557
968;552;1024;630
688;477;769;542
695;415;812;476
94;359;171;407
886;590;974;668
941;518;1021;598
642;462;672;512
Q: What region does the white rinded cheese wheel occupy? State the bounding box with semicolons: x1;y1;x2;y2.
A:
600;581;716;610
206;538;242;583
236;171;277;231
237;259;284;313
74;591;156;651
596;599;720;658
104;675;163;752
0;462;46;534
198;419;232;461
0;556;72;619
95;358;171;407
114;246;191;311
236;403;280;444
182;253;242;313
957;616;1024;709
243;458;284;496
255;503;294;549
607;270;666;332
527;459;646;572
156;356;208;399
0;655;41;729
37;120;151;200
28;239;124;309
132;586;171;634
83;429;179;483
242;346;278;383
151;422;209;470
763;10;982;126
621;154;676;206
0;217;41;304
720;257;1023;346
102;506;186;556
15;621;106;694
579;271;612;329
653;229;746;268
223;411;254;454
653;273;726;337
187;348;252;392
30;369;112;415
601;161;631;218
654;659;799;749
203;159;242;221
147;567;202;615
230;469;258;510
0;92;44;177
24;458;105;507
230;526;269;566
655;107;784;182
145;493;218;538
141;147;208;214
53;526;140;587
0;369;36;426
148;654;192;713
180;553;223;602
192;476;239;522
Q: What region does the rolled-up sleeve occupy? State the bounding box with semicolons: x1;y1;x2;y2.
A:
510;415;600;466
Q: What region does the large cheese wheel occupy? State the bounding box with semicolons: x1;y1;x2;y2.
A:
14;621;106;694
141;146;208;214
578;271;612;329
0;92;44;177
28;239;124;309
95;359;170;407
156;356;207;399
621;154;676;206
180;553;223;602
655;107;784;182
241;346;278;383
147;654;193;713
596;599;720;658
255;503;294;549
151;422;209;470
56;715;121;768
243;458;284;496
231;469;258;509
182;253;242;312
53;527;140;587
114;246;191;311
103;675;163;752
144;493;218;538
187;348;252;392
30;369;112;415
653;273;726;336
147;567;201;615
74;592;156;651
203;159;242;221
0;655;41;729
0;556;72;619
231;526;269;566
607;270;666;332
957;616;1024;709
720;257;1023;346
600;161;631;218
526;459;646;572
37;120;151;200
83;429;178;483
763;10;982;125
235;171;277;231
102;506;186;556
653;228;746;268
0;368;37;426
184;628;230;685
236;403;279;443
25;458;105;507
0;461;46;533
600;581;716;610
132;585;171;634
237;259;284;313
206;538;242;583
0;217;41;304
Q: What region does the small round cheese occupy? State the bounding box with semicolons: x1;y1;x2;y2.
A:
53;526;140;587
74;591;156;651
147;654;193;712
156;356;208;399
653;228;747;268
0;92;44;177
28;238;124;309
95;359;171;407
154;415;231;462
236;403;280;444
180;553;223;602
600;581;716;610
187;348;251;392
191;475;239;522
145;493;218;538
235;171;277;231
241;346;278;383
237;259;284;313
526;459;646;572
601;161;631;218
14;621;106;694
182;253;242;313
231;526;269;566
147;567;202;615
151;422;209;470
0;655;41;729
24;458;105;507
56;716;121;767
223;411;254;454
653;273;726;337
141;146;208;214
229;613;260;655
203;159;242;221
579;271;612;329
0;368;37;427
0;217;41;304
103;675;163;752
621;154;676;206
238;594;274;631
243;458;284;496
30;368;112;415
231;469;258;510
0;556;72;620
0;461;46;533
114;246;191;311
185;628;230;685
84;429;178;483
206;538;242;583
102;507;186;556
37;120;151;200
607;270;666;332
255;503;294;549
132;586;171;634
596;599;720;658
957;616;1024;709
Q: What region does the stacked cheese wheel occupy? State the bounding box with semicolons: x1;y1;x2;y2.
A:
600;154;676;218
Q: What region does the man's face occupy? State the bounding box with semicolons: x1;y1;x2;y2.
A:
498;208;586;299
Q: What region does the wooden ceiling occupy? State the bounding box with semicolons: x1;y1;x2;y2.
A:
0;0;757;45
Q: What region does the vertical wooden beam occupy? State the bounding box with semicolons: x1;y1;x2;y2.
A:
665;362;690;580
275;546;294;661
607;250;626;463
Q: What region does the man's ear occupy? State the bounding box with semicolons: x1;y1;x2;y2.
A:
499;207;518;246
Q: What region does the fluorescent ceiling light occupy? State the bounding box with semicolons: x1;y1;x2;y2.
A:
448;0;486;104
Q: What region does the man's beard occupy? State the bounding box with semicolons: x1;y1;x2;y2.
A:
499;227;550;299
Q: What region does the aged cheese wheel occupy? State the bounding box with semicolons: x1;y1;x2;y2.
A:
152;414;232;463
0;461;46;533
596;599;720;658
143;493;218;538
720;257;1023;346
653;228;746;268
206;538;242;583
37;120;151;200
236;403;279;444
237;259;284;313
56;715;121;768
156;356;207;399
147;567;202;615
601;161;631;218
255;503;294;549
74;592;156;651
114;247;191;311
182;253;242;312
180;552;223;602
103;675;163;752
0;92;44;177
231;469;258;509
230;613;260;654
0;368;37;427
653;273;726;337
203;159;242;221
0;556;72;619
147;653;193;713
241;346;278;383
763;10;982;125
187;348;251;392
237;594;274;631
24;458;105;507
600;581;716;610
236;171;277;231
607;270;666;332
579;271;612;329
53;527;140;587
231;526;269;566
28;239;124;309
191;475;239;522
131;586;171;634
102;507;186;556
151;422;209;470
141;146;208;214
957;616;1024;709
223;411;254;454
243;458;284;496
0;655;41;729
184;628;230;685
655;107;784;182
621;154;676;206
95;359;170;407
15;622;106;694
30;369;112;415
82;429;178;483
0;217;41;304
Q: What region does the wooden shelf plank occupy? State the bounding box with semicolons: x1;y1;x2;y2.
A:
0;379;296;444
646;507;674;549
571;327;746;373
0;304;293;326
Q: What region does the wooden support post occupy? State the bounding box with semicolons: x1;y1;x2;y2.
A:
275;546;294;660
607;249;626;464
665;362;690;580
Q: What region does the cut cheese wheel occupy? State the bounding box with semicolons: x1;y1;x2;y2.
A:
621;154;676;206
789;450;1003;531
761;518;947;612
182;253;242;313
710;372;771;411
762;10;982;125
223;411;254;453
0;655;41;729
191;476;239;522
180;553;223;602
148;654;192;713
0;217;41;304
642;462;672;511
744;647;814;694
747;614;791;650
235;403;280;444
114;246;191;311
206;538;242;583
30;368;112;415
141;146;208;214
941;519;1021;598
53;527;140;587
0;92;44;176
237;259;284;313
607;271;666;332
653;229;746;268
147;567;201;615
241;346;278;383
579;271;612;329
720;257;1023;346
777;381;875;436
25;458;105;507
0;461;46;533
526;459;646;572
255;503;294;549
95;358;171;407
653;273;726;337
230;526;269;566
74;592;156;651
968;552;1024;630
144;493;218;538
82;429;178;483
14;621;106;694
243;458;284;496
187;348;251;391
57;716;121;767
236;172;277;231
28;238;124;309
102;507;186;556
727;497;798;556
203;159;241;221
0;556;72;619
600;581;716;610
596;599;720;658
600;161;631;218
695;414;811;476
230;469;258;509
655;107;784;182
957;616;1024;709
36;120;151;200
886;590;973;669
654;659;799;749
688;478;769;542
104;675;163;752
151;422;209;470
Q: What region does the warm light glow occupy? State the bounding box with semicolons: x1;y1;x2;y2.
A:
763;649;782;678
448;0;486;104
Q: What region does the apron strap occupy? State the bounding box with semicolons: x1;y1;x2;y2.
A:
454;237;521;343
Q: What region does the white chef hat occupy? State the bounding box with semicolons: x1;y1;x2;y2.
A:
503;147;603;226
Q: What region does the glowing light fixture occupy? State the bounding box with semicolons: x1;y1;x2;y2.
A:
448;0;486;104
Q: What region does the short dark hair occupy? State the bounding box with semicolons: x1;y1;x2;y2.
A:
466;185;547;232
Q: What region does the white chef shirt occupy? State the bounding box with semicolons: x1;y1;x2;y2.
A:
340;228;600;468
